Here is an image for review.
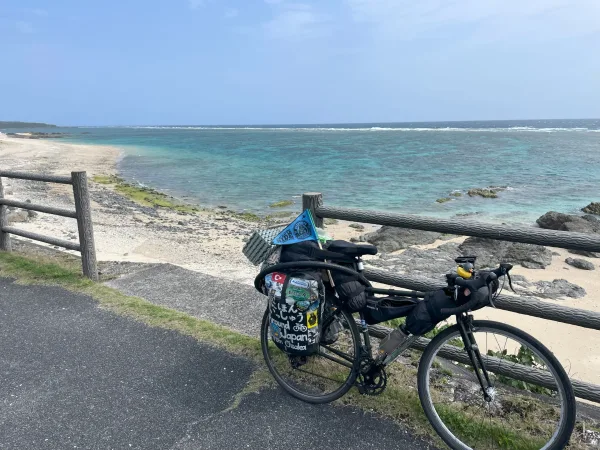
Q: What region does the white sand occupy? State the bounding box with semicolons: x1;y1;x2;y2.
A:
1;135;599;385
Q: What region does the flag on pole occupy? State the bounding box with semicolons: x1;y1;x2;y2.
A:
272;210;319;245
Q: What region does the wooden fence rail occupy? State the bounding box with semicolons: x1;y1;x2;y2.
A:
0;171;98;280
302;192;600;403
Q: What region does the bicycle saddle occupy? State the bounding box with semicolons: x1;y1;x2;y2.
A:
327;240;378;257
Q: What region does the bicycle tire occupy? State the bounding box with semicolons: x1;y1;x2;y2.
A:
417;320;575;450
261;307;361;404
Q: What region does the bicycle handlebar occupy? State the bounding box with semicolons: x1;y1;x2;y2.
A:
441;263;514;314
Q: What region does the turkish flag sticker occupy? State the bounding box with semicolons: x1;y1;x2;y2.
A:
272;272;286;284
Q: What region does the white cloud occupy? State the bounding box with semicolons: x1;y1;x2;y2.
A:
347;0;600;41
263;3;329;40
16;21;34;33
225;7;239;19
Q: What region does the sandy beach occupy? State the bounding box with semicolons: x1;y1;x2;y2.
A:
1;135;599;385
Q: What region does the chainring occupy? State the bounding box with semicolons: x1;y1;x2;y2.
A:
356;357;388;396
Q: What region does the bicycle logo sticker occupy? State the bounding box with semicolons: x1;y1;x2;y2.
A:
293;323;308;332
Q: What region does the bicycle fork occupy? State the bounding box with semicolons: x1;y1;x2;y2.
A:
457;315;495;402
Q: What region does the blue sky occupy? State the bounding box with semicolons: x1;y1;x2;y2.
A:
1;0;599;125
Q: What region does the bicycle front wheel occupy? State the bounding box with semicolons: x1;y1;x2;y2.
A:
261;306;361;404
417;320;575;450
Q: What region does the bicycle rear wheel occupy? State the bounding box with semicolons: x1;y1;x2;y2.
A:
261;305;361;404
417;320;575;450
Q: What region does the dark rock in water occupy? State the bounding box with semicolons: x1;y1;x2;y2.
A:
568;249;600;258
459;237;552;269
536;211;600;234
359;226;441;253
582;202;600;215
532;279;586;299
565;257;595;270
467;188;498;198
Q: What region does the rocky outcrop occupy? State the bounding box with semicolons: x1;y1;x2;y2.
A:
7;209;29;224
536;211;600;234
582;202;600;215
359;226;442;253
367;242;461;275
565;257;595;270
458;237;552;269
532;279;586;299
536;211;600;257
466;186;508;199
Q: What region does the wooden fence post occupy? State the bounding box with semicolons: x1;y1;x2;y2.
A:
71;172;98;281
0;177;12;252
302;192;323;228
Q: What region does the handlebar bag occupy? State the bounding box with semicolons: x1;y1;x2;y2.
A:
266;271;325;356
404;289;456;335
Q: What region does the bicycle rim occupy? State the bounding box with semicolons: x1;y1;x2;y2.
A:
418;321;575;450
261;307;360;404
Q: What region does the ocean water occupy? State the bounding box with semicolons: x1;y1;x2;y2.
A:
5;119;600;224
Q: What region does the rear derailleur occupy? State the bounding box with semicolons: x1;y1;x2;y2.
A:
356;356;387;396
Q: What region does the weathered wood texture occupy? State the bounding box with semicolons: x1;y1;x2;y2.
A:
366;323;600;404
2;226;81;251
0;178;12;251
302;193;324;228
364;267;600;331
0;170;72;185
71;172;98;281
316;205;600;252
0;198;77;218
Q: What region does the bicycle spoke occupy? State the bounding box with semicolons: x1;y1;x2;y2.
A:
420;323;571;450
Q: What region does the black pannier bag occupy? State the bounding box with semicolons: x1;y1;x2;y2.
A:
276;239;368;312
265;270;325;355
326;240;368;312
362;296;419;325
404;289;456;335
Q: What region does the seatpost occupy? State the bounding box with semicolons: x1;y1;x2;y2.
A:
356;256;365;272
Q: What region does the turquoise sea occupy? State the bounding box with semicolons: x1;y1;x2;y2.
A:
4;119;600;224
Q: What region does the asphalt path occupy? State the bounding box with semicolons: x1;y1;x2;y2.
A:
0;277;434;449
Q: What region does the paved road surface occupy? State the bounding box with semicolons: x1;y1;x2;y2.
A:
0;277;434;449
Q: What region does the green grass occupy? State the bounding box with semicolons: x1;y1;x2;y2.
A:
268;200;294;208
92;174;202;214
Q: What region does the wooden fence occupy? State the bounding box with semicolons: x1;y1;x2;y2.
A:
0;171;97;280
302;192;600;404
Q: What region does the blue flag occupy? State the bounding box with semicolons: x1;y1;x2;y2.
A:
272;210;319;245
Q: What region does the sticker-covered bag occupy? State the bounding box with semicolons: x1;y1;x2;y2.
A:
265;272;324;356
